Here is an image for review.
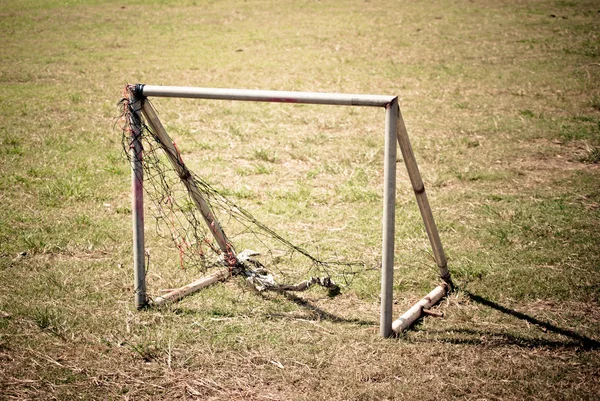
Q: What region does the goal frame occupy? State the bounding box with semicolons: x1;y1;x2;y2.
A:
126;84;452;337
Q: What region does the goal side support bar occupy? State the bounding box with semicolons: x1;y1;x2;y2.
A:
128;85;451;336
140;99;236;262
396;110;452;285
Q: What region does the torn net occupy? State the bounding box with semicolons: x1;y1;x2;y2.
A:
119;86;364;297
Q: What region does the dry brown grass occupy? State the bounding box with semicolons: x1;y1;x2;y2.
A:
1;0;599;399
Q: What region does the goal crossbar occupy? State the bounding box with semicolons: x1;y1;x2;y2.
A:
126;84;452;337
141;85;396;107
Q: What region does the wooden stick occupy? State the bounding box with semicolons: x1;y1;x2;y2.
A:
152;268;231;306
422;309;444;318
395;107;452;287
392;284;447;333
140;100;236;262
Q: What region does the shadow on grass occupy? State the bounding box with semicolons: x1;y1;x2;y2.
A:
170;291;377;326
276;292;377;327
413;327;594;350
459;290;600;350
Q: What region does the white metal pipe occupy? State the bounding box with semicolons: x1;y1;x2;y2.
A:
129;94;147;309
392;284;447;333
396;110;452;286
140;100;236;261
153;268;230;306
380;98;398;337
141;85;396;108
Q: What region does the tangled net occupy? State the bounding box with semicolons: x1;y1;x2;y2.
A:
118;85;364;297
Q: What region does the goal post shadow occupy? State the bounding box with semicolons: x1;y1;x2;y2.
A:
124;84;453;337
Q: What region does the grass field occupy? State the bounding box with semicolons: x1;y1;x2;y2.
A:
1;0;599;399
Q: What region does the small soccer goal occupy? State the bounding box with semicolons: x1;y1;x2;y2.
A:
120;84;453;337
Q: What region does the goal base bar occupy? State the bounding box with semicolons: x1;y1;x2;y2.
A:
392;284;448;333
152;269;231;307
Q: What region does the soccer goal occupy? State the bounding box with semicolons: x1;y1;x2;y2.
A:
120;84;452;337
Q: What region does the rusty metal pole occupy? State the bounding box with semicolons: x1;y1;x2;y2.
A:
380;98;399;337
141;85;396;107
128;89;147;309
140;99;236;263
396;109;453;287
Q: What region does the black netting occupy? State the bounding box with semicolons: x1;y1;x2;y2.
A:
118;85;365;297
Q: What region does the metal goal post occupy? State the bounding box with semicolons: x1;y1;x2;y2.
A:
126;84;452;337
